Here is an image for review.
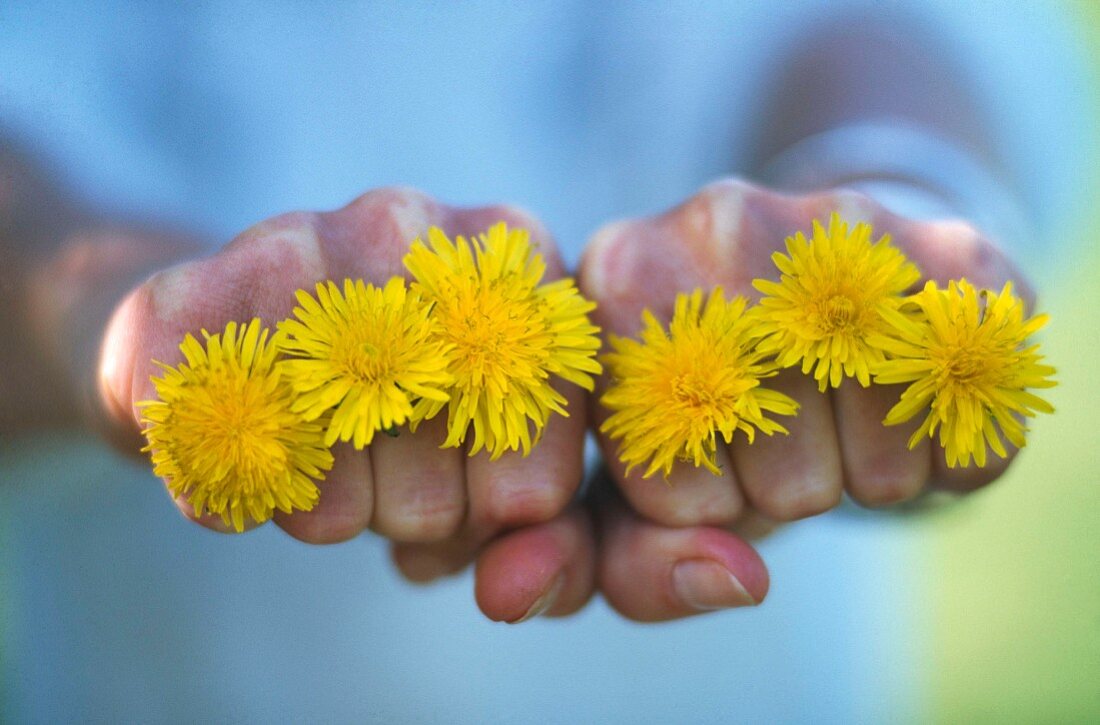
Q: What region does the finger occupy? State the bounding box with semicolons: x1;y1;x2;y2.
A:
731;369;843;521
465;381;586;530
798;193;1030;494
727;507;783;541
390;523;491;583
391;203;584;576
580;182;882;527
389;382;587;583
474;507;596;623
809;202;1028;492
217;193;447;541
582;207;748;526
459;203;585;526
317;187;450;284
391;387;594;583
369;412;467;543
111;192;463;537
579;180;775;337
451;203;562;270
131;215;338;531
116;211;332;434
597;492;769;623
172;494;241;534
596;423;744;526
897;218;1033;305
833;381;930;507
319;191;496;545
107;211;333;429
275;442;373;544
930;444;1014;493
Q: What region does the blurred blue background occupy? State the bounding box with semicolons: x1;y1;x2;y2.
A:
1;2;1094;722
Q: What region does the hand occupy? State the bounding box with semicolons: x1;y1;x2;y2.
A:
54;185;770;626
98;188;593;549
577;178;1032;529
470;489;771;624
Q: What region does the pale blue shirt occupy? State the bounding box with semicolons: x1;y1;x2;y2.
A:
0;2;1093;722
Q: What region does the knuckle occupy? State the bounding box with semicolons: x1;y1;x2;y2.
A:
145;254;255;331
220;220;328;318
632;487;742;528
370;185;438;208
923;219;989;281
699;177;758;213
675;179;750;251
754;483;840;522
233;211;318;247
392;546;459;583
282;512;367;545
482;203;546;237
146;260;204;321
487;477;572;527
463;203;559;271
946;221;986;265
666;178;769;291
222;212;323;277
668;181;739;249
934;456;1009;492
378;486;465;543
828;188;880;225
849;472;925;508
354;186;442;237
194;209;378;326
334;187;445;280
581;218;636;299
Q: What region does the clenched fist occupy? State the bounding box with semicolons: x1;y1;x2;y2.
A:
580;178;1031;530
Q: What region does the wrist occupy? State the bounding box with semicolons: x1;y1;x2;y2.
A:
754;120;1031;255
22;226;200;440
0;239;75;432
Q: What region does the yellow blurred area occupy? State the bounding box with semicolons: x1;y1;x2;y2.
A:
929;7;1100;716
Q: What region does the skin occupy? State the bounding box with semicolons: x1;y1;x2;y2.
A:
579;178;1033;532
5;139;1031;623
5;5;1036;626
2;150;774;623
92;190;575;542
94;187;773;623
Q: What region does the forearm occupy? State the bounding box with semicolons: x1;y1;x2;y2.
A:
0;139;201;439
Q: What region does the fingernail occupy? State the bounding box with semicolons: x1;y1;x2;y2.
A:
672;559;757;611
509;574;564;624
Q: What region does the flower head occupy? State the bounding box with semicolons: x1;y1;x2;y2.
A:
600;288;799;479
872;279;1056;467
278;277;452;449
403;222;602;459
753;213;920;391
140;319;334;532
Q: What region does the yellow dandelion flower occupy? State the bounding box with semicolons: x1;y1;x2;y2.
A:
872;279;1056;468
278;277;453;449
753;213;920;391
600;288;800;479
140;319;334;532
403;222;602;459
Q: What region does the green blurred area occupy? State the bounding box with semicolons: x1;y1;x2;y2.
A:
929;7;1100;720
